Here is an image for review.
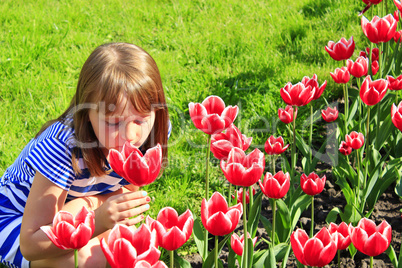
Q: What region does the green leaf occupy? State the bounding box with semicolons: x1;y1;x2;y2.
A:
275;199;291;243
202;234;230;268
260;215;272;235
281;244;292;268
264;245;276;268
326;207;342;224
252;249;268;268
348;243;357;259
227;247;237;268
386;245;398;268
341;204;361;225
248;191;263;237
193;217;207;260
174;251;192;268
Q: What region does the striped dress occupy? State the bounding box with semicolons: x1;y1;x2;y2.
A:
0;118;171;268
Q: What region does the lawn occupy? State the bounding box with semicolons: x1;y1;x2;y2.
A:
0;0;366;262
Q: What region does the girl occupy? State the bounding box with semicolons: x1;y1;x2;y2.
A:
0;43;170;267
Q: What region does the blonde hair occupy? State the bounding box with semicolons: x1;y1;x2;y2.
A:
38;43;169;177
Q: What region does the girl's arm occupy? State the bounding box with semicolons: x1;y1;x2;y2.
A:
20;172;151;261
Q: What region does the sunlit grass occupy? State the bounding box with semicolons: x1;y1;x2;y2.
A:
0;0;368;261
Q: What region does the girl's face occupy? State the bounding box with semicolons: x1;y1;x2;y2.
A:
89;95;155;156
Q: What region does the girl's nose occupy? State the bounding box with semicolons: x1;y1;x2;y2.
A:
123;121;141;144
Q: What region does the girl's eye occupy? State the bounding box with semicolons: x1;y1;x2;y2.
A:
106;121;121;127
134;120;145;125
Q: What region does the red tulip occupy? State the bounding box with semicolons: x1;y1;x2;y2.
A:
328;222;352;250
220;147;265;187
394;10;400;22
395;0;402;13
100;224;161;268
391;101;402;132
201;192;243;236
278;105;297;124
349;218;392;256
301;74;327;100
345;131;365;150
133;260;168;268
210;124;252;160
300;172;326;196
146;207;193;251
387;75;402;90
394;30;402;42
280;82;315;107
371;61;379;75
330;67;350;84
231;232;257;256
362;0;383;4
109;142;162;187
347;56;368;78
339;141;353;156
361;14;397;43
359;47;379;62
40;206;95;250
360;76;388;106
231;187;256;204
264;135;289;155
259;171;290;199
321;107;339;122
188;95;239;135
324;37;355;61
291;227;338;267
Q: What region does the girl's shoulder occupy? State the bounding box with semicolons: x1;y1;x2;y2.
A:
35;118;75;148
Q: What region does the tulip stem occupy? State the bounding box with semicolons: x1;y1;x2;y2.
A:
310;195;314;238
74;249;78;268
215;236;219;268
376;43;383;150
249;186;253;219
356;148;361;201
205;134;211;200
170;250;174;268
291;106;297;186
309;104;313;165
271;199;277;247
338;250;341;268
228;183;232;206
271;155;276;174
204;134;212;260
242;189;248;268
370;256;374;268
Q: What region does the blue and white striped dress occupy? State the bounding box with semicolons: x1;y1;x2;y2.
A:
0;118;172;268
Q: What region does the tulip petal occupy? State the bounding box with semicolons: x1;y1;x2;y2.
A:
221;106;239;127
290;229;309;266
200;114;226;134
136;246;161;265
201;95;226;115
109;149;127;178
364;232;390;256
189;102;208;129
157;207;179;229
40;225;68;250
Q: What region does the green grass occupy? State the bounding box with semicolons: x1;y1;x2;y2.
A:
0;0;369;261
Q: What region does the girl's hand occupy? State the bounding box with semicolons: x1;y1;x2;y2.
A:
95;190;151;230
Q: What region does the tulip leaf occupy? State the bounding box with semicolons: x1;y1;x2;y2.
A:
366;157;402;210
341;204;361;225
174;251;192;268
280;244;292;268
395;171;402;199
275;199;291;243
290;194;311;233
326;207;342;224
253;249;269;268
373;114;393;151
246;237;254;267
259;215;272;235
264;245;276;268
386;245;398;268
202;234;230;268
347;98;359;127
227;247;237;268
348;243;357;259
193;217;207;260
247;191;262;237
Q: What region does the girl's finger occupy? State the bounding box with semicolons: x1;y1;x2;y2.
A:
114;190;148;203
119;203;151;221
116;196;150;212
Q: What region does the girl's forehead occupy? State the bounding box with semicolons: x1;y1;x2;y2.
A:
102;94;150;117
